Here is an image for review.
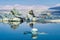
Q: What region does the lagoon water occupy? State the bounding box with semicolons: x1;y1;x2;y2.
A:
0;22;60;40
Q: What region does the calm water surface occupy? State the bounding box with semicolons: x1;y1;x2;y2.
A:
0;22;60;40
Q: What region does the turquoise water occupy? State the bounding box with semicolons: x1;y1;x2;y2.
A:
0;22;60;40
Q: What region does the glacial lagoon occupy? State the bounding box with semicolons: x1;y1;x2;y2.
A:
0;22;60;40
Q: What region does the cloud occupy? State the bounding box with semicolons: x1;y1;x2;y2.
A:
55;4;60;6
0;5;13;10
0;4;49;10
50;3;60;7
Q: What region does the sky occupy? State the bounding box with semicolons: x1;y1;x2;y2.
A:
0;0;60;6
0;0;60;14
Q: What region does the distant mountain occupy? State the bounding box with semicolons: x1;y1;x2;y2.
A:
49;6;60;10
48;6;60;15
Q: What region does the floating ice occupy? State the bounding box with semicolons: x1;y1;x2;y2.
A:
39;32;48;35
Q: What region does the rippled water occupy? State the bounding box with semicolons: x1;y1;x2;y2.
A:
0;22;60;40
